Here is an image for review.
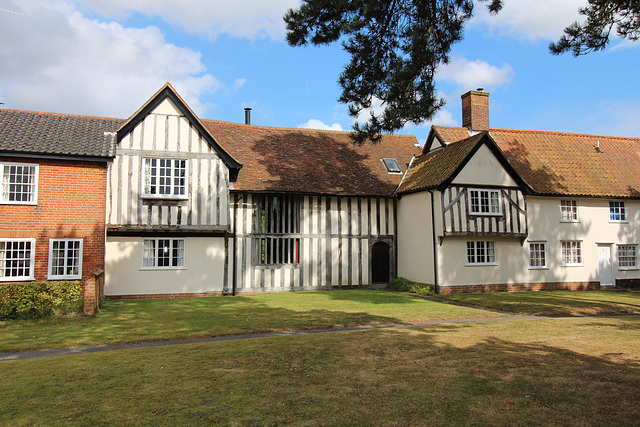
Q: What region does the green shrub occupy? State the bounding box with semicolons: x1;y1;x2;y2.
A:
0;281;82;320
387;277;434;296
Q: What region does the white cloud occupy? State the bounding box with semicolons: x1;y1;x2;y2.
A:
0;0;239;117
438;58;514;90
72;0;299;40
299;119;344;131
472;0;583;41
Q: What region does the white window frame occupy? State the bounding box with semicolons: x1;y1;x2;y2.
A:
561;241;583;266
0;238;36;281
609;201;626;222
48;238;83;280
529;241;548;269
0;162;38;205
141;238;186;269
468;189;501;216
617;244;637;270
141;158;188;199
560;200;578;222
466;241;497;266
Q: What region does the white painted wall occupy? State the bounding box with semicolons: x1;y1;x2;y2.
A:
397;191;435;284
105;236;226;296
452;144;518;187
436;196;640;288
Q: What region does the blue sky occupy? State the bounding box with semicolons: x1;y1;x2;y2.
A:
1;0;639;145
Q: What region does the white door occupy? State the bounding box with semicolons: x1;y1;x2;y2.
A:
598;244;613;286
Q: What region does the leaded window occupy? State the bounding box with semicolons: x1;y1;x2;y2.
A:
254;195;300;265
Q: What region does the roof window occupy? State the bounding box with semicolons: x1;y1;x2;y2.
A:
382;158;402;174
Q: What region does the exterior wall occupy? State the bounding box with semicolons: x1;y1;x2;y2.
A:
451;144;518;187
107;98;230;230
436;196;640;291
397;191;435;284
229;194;396;293
0;156;107;283
104;236;225;296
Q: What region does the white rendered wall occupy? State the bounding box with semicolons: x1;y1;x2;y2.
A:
105;236;226;296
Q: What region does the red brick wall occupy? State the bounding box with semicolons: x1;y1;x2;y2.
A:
0;157;107;283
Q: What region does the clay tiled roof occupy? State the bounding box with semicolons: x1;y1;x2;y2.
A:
431;125;472;145
426;125;640;198
397;132;485;194
203;120;421;197
0;109;122;159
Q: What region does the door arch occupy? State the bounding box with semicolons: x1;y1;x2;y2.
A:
371;241;391;283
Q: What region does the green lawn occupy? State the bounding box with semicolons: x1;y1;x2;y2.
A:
0;290;503;353
438;290;640;316
1;315;639;425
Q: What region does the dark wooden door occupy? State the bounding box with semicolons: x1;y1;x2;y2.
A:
371;241;390;283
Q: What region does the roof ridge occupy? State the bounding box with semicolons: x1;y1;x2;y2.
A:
490;127;640;141
201;118;416;139
0;108;123;121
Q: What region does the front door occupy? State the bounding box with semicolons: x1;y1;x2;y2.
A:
598;244;613;286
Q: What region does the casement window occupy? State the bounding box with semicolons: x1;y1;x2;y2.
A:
0;238;35;281
617;244;637;269
466;241;496;265
609;201;626;222
560;200;578;221
529;241;548;269
48;239;83;279
561;241;583;266
142;158;187;197
254;195;300;265
1;162;38;204
142;238;185;268
469;189;501;215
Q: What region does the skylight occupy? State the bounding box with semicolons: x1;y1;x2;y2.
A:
382;158;402;174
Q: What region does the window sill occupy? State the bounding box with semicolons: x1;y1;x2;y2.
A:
469;213;502;217
618;267;639;271
0;201;37;206
561;263;584;267
139;267;187;271
141;195;188;201
0;276;34;282
560;220;580;223
609;220;628;224
48;275;82;280
528;266;549;270
465;263;498;267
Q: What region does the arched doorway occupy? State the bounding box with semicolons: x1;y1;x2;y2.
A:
371;241;391;283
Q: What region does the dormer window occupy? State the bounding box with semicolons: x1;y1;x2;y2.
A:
142;158;187;198
382;158;402;174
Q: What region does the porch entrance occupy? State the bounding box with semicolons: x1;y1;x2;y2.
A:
371;241;390;283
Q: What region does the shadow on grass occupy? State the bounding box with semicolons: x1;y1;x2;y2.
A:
443;291;640;316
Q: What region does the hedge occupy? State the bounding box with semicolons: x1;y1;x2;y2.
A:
387;277;435;296
0;281;82;320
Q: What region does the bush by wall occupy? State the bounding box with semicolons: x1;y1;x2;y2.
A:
387;277;435;296
0;281;82;320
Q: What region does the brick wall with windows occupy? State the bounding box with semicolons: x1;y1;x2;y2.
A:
0;156;107;283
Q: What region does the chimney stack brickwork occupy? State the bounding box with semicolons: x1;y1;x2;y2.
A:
461;90;489;131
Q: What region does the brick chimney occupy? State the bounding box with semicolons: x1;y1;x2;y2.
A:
461;89;489;132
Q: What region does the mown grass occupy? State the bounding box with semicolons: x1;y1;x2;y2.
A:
0;290;502;353
438;290;640;316
1;315;639;425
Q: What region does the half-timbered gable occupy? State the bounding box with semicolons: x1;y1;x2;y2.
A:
104;84;242;297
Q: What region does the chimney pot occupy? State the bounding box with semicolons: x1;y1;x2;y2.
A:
244;107;252;125
461;90;489;132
